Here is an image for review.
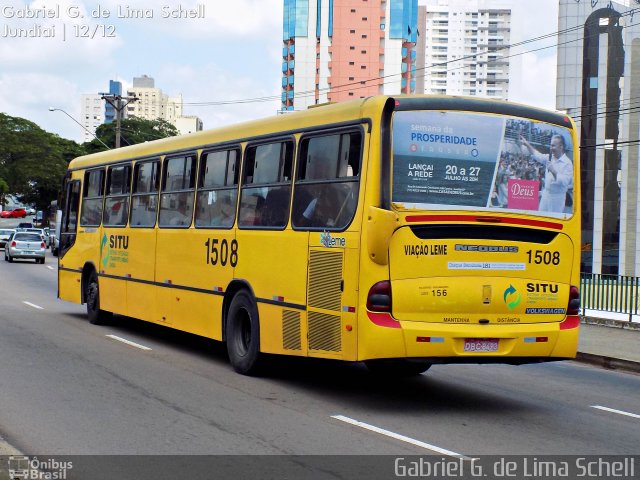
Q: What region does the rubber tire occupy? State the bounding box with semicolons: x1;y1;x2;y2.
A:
86;271;112;325
365;359;431;377
226;290;262;375
7;253;13;263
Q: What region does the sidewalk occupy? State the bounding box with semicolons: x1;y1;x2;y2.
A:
577;309;640;374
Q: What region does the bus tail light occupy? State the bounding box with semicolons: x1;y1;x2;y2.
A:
367;281;392;312
567;285;580;316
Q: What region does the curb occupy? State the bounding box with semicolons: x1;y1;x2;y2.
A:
581;316;640;331
575;352;640;375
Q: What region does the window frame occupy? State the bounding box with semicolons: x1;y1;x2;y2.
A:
80;168;105;227
292;127;363;232
195;146;241;230
130;158;160;229
103;163;132;228
158;152;197;229
238;137;295;230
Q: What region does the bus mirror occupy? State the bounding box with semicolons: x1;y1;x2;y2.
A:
366;206;399;266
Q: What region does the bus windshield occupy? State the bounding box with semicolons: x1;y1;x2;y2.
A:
391;110;575;219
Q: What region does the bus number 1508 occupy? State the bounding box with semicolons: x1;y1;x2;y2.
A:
204;238;238;267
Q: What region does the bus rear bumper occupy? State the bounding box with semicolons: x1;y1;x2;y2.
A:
360;312;579;363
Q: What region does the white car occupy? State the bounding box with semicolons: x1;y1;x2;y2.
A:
4;232;46;264
0;228;15;249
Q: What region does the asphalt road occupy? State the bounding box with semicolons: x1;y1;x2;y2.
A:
0;217;639;467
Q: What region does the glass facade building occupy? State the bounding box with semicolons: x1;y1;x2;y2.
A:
281;0;418;111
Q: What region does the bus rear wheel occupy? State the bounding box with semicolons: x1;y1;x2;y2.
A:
86;271;112;325
226;290;261;375
365;359;431;377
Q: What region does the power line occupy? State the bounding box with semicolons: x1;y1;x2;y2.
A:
181;7;640;108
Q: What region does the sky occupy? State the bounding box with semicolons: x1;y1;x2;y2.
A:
0;0;559;143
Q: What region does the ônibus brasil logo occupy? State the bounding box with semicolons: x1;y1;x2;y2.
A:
503;284;521;310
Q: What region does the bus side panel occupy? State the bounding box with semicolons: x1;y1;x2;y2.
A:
155;228;233;339
59;269;82;304
59;230;101;305
127;229;158;325
234;230;309;356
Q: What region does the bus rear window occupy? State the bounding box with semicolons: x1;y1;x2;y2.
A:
392;110;575;219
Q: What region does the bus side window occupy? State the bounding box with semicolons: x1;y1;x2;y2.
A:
103;164;131;227
80;169;105;227
238;140;293;229
159;155;196;228
130;159;159;228
195;148;239;228
292;130;361;230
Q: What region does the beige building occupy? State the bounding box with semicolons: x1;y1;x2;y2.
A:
126;75;183;125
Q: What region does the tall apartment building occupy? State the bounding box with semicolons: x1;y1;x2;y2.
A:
417;0;511;100
126;75;184;125
80;94;104;143
557;0;640;275
281;0;418;112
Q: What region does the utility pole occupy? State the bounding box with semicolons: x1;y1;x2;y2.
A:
101;94;138;148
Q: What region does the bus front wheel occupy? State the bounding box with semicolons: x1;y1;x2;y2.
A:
86;271;112;325
226;291;261;375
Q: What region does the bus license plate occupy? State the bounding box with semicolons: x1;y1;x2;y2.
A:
464;338;499;352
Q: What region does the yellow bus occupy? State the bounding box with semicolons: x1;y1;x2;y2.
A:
58;95;581;376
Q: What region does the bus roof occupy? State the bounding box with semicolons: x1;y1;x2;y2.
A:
68;95;572;171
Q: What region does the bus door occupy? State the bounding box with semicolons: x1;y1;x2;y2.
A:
58;178;81;302
99;164;131;315
127;159;160;323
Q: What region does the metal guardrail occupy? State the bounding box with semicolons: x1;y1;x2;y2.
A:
580;273;640;321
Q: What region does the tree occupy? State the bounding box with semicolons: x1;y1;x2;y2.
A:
0;177;9;208
0;113;82;211
85;117;179;154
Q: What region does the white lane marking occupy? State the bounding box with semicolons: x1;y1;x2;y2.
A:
331;415;467;458
23;301;44;310
592;405;640;419
47;266;55;271
106;334;152;351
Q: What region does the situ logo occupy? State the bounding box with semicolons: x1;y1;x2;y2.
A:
101;233;129;268
320;231;346;248
8;456;73;480
503;284;522;310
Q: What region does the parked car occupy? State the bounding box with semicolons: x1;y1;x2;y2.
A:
0;208;27;218
26;207;36;215
0;228;15;249
4;232;46;264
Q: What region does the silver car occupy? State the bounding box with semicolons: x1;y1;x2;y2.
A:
0;228;15;249
4;232;46;264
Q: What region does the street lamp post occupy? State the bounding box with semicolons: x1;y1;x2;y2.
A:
48;107;111;149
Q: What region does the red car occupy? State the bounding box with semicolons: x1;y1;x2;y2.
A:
0;208;27;218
